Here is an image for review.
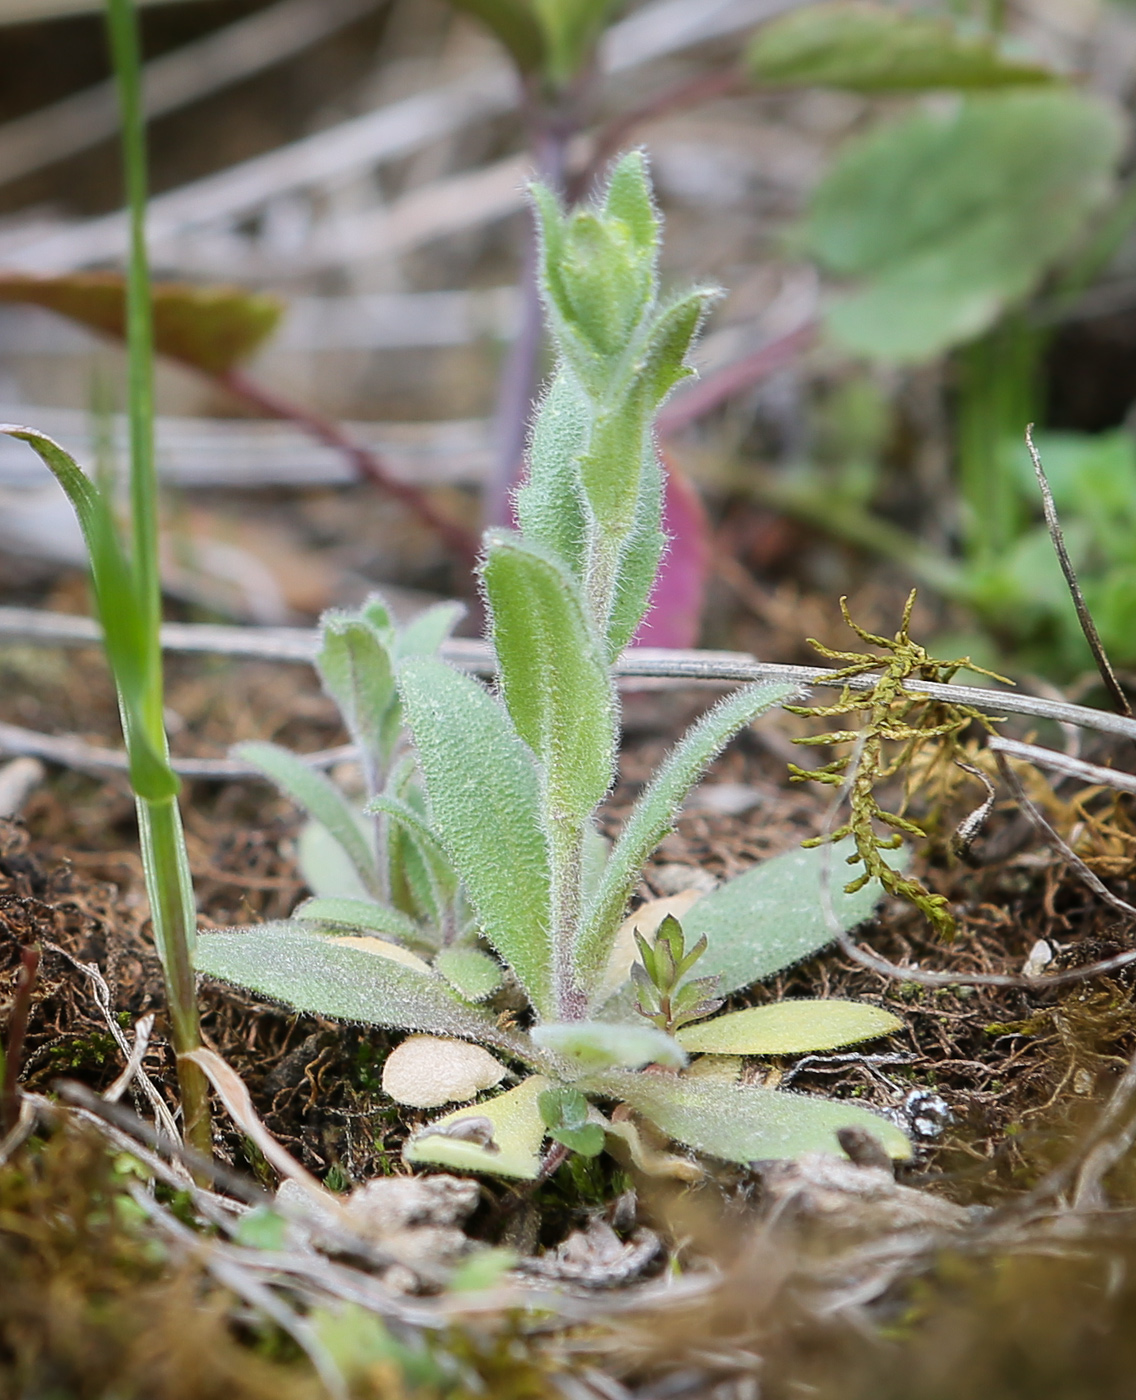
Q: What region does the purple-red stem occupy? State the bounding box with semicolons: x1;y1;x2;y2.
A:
2;944;40;1134
218;366;482;577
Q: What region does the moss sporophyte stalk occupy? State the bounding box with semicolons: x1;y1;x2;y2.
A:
187;154;912;1177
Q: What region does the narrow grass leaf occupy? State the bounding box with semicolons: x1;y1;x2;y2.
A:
676;1000;903;1055
597;1070;912;1162
398;657;553;1015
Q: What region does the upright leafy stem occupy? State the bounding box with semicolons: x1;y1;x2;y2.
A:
197;156;912;1180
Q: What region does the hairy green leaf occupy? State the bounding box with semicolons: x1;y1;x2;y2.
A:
195;921;502;1042
604;446;665;657
315;613;396;778
598;1070;911;1162
237;741;379;897
441;0;544;72
435;945;505;1001
804;91;1122;361
296;820;371;901
532;1020;686;1071
532;0;617;87
676;999;902;1056
578;682;795;997
515;371;590;580
293;896;426;946
404;1074;550;1179
394;600;466;659
398;657;553;1015
748;2;1053;93
483;532;617;823
682;837;898;994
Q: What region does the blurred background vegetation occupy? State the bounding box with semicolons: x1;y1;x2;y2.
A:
1;0;1136;685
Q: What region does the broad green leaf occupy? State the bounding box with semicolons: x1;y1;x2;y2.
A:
482;531;616;823
435;945;505;1001
578;682;795;998
237;740;379;897
0;272;282;374
803;91;1122;361
293;896;426;946
748;2;1054;93
315;613;396;776
531;1020;686;1071
597;1070;912;1162
404;1074;550;1179
682;837;899;994
398;657;553;1016
195;920;502;1041
296;820;372;901
676;999;903;1055
394;600;466;659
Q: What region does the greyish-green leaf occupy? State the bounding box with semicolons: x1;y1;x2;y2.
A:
676;999;903;1056
435;945;505;1001
597;1070;912;1162
531;1020;686;1072
293;896;427;947
195;921;503;1042
315;612;396;776
577;682;796;999
398;657;553;1016
682;837;901;995
236;740;379;897
482;531;617;824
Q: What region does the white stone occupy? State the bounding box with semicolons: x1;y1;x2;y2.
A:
381;1034;506;1108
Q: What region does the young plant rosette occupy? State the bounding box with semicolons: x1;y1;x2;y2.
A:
195;154;911;1177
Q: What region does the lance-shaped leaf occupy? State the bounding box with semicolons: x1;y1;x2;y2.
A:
681;838;900;995
577;681;795;997
515;370;590;581
398;657;553;1016
434;946;505;1001
236;741;379;897
747;2;1054;93
404;1074;550;1180
315;613;396;777
293;897;426;947
676;1000;902;1056
605;445;665;657
531;1020;686;1072
195;921;504;1043
394;600;466;659
482;532;617;823
0;272;282;374
597;1070;911;1162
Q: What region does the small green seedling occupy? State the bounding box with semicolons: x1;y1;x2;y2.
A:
0;0;210;1153
196;154;911;1177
